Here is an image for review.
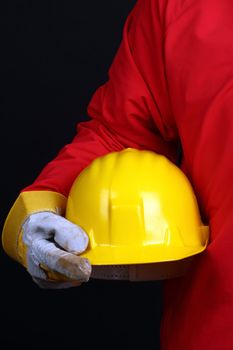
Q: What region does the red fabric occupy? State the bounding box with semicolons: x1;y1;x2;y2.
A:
23;0;233;348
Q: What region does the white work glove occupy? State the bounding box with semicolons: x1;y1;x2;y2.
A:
21;211;92;289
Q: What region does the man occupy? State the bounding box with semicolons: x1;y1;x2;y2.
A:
2;0;233;348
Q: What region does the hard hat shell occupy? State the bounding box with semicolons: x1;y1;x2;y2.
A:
66;148;209;265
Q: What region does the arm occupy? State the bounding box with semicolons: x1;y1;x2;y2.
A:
2;0;180;262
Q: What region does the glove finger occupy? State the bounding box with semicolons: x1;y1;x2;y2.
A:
23;212;89;255
53;218;89;254
31;238;92;282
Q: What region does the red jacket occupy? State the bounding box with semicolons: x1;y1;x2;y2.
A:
3;0;233;348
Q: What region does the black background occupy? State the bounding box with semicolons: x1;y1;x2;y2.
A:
1;1;163;348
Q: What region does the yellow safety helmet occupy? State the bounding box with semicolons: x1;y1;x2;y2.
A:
66;148;209;271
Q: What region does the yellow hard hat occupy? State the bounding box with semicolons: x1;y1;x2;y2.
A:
65;148;209;266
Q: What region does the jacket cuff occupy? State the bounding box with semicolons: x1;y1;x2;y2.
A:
2;191;67;263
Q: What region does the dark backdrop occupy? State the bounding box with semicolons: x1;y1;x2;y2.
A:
1;1;163;349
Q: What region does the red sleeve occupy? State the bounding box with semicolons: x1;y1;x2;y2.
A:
23;0;180;197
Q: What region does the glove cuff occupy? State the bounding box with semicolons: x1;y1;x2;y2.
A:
2;191;67;263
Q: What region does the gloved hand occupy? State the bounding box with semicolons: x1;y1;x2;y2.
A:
21;211;92;289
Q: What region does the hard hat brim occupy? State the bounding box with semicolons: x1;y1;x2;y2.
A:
79;239;208;265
